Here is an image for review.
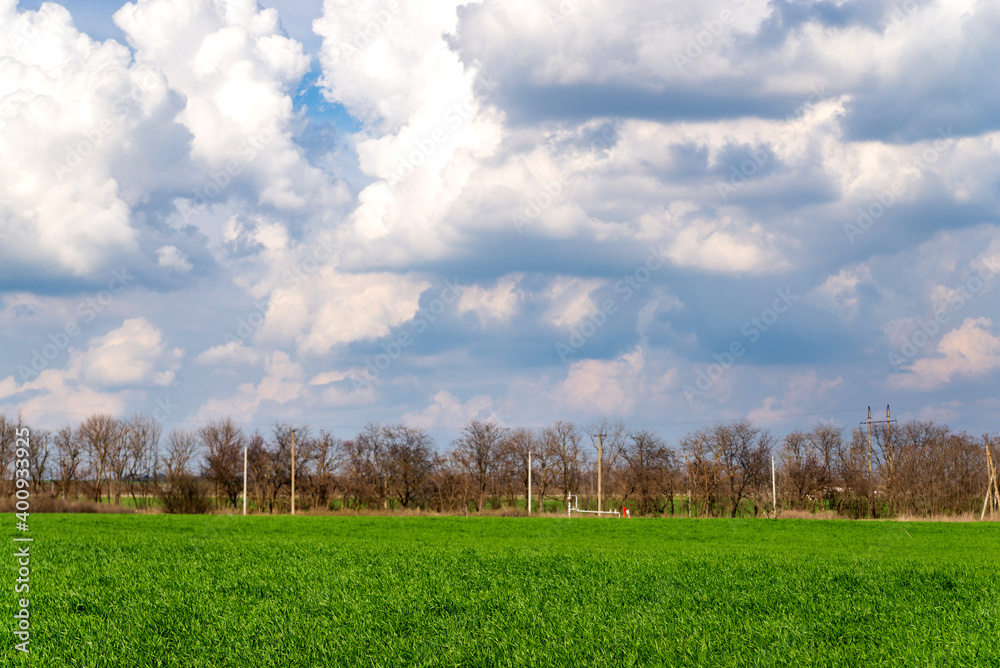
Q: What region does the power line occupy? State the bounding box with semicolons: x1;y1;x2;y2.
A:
893;407;999;432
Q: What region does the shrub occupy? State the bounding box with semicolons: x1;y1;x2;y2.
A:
159;476;211;514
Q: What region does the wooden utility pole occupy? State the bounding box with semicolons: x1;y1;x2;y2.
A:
291;428;296;516
596;432;605;512
861;407;874;518
884;405;897;465
886;404;891;446
884;405;897;515
993;445;1000;520
867;406;873;479
982;442;1000;521
771;455;777;519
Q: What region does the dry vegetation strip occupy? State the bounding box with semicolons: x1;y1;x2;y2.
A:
3;412;996;520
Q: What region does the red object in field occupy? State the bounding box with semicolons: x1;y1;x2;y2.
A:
622;505;627;517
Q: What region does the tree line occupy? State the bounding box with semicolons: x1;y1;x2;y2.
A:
0;412;994;518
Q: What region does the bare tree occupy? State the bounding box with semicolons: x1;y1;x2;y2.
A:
341;423;391;509
714;421;773;517
507;428;538;512
246;432;275;512
16;411;992;520
26;428;52;495
0;414;16;496
383;425;434;509
200;418;245;509
308;430;342;510
493;434;519;508
339;423;402;510
838;427;875;517
453;420;510;512
270;423;311;510
123;414;161;508
807;424;841;510
531;431;556;513
158;427;209;514
429;451;471;514
544;421;582;500
78;414;123;503
54;426;84;499
680;428;721;517
781;430;824;510
619;430;677;515
586;418;629;507
887;422;985;517
162;429;199;482
678;421;772;517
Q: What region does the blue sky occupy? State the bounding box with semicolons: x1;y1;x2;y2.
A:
3;0;1000;446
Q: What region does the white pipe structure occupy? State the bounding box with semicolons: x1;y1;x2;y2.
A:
566;493;621;518
243;445;248;516
596;433;604;512
527;451;532;514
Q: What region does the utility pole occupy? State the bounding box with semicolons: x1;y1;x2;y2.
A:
527;450;532;515
861;407;873;518
291;428;296;516
243;444;248;516
993;444;1000;521
882;404;895;484
771;455;776;519
982;441;1000;521
867;406;873;479
886;404;891;447
596;432;605;512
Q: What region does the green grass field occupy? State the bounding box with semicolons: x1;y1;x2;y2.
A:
2;515;998;667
